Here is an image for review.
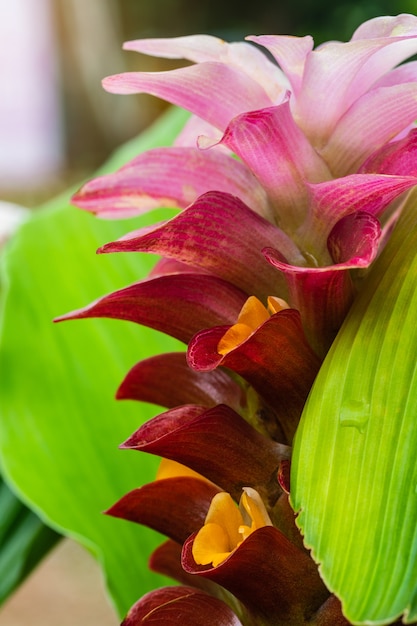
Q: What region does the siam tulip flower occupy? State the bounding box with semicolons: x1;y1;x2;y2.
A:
191;487;274;567
62;13;417;626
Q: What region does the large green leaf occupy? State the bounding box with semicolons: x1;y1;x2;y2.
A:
291;192;417;625
0;107;187;617
0;229;61;606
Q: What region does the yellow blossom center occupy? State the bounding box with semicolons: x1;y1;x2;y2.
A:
217;295;289;356
192;487;272;567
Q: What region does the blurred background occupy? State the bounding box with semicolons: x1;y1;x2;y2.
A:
0;0;416;624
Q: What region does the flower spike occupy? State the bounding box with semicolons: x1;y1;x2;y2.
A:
65;14;417;626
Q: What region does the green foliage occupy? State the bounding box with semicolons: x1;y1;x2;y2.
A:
0;107;187;617
0;477;60;604
291;192;417;624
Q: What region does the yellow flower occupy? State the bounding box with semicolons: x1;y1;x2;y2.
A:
156;458;206;481
217;295;289;356
192;487;272;567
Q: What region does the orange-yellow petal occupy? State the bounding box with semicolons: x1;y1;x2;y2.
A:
217;296;270;356
192;489;272;567
237;296;270;328
239;487;272;537
205;492;243;547
192;522;233;566
267;295;290;314
217;322;254;355
156;458;206;481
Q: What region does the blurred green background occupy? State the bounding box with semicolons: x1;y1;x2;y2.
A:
120;0;417;40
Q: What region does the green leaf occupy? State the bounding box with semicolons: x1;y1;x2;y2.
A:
0;477;60;604
0;220;61;606
291;192;417;625
0;107;187;617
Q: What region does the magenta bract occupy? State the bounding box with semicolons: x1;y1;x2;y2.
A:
98;190;301;300
56;272;247;344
